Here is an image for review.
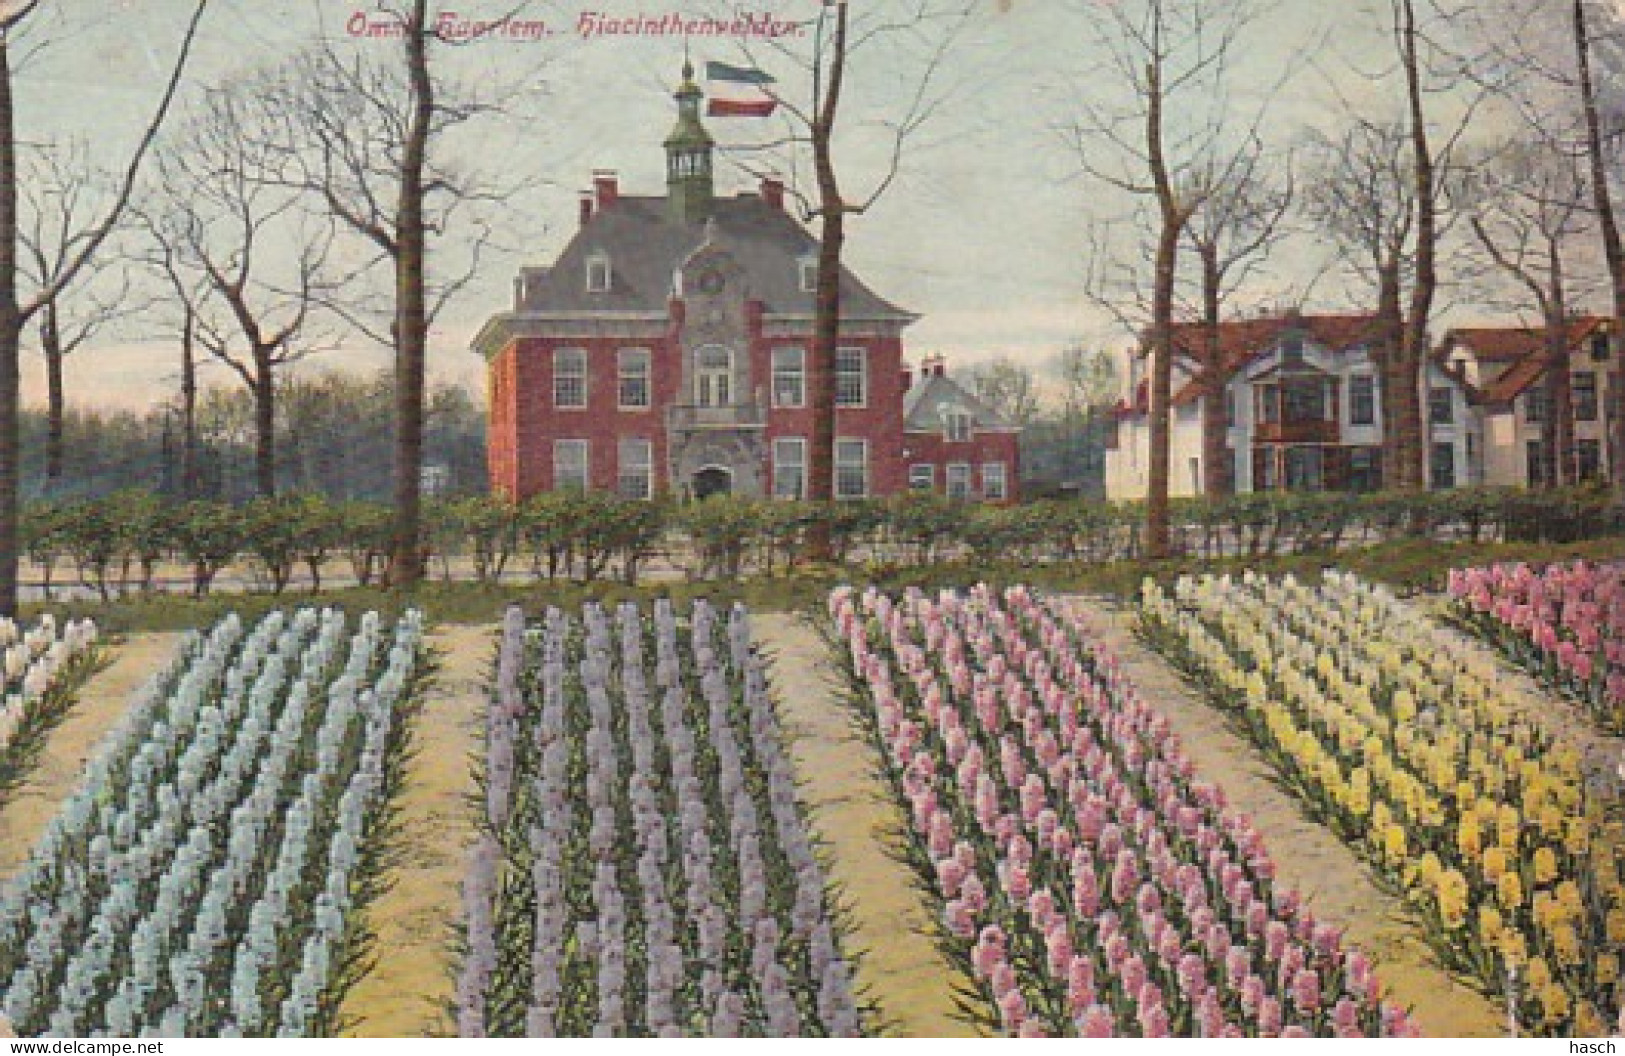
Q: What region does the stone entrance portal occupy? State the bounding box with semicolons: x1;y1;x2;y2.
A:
693;465;733;500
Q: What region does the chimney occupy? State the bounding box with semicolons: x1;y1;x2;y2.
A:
593;169;619;210
579;191;594;227
760;174;785;210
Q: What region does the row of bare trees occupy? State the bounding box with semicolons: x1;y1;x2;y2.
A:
1080;0;1625;558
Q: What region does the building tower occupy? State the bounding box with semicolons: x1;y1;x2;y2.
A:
664;61;715;225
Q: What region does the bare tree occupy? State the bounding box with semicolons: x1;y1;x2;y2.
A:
0;0;208;615
147;85;335;499
1182;138;1294;495
17;141;135;488
1070;0;1262;556
720;0;975;555
1469;142;1596;487
244;2;502;585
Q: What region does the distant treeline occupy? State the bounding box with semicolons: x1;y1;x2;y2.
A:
21;371;486;502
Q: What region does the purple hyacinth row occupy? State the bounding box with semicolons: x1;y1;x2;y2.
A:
458;600;859;1037
831;584;1417;1038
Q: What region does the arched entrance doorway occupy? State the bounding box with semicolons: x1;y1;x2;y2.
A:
693;465;733;500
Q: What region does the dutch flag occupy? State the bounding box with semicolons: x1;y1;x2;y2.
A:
706;61;778;117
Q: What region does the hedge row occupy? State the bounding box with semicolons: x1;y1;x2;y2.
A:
18;485;1621;598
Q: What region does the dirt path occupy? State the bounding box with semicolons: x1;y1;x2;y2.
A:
341;624;492;1038
0;633;183;882
754;612;979;1039
1071;599;1505;1039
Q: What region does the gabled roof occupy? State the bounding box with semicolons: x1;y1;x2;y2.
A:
1439;316;1612;408
1438;316;1609;364
516;193;912;320
903;370;1015;432
1163;312;1384;407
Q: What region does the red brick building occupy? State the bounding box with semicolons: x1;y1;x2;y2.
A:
475;65;1019;503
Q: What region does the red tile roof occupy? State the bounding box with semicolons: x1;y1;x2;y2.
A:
1440;316;1612;407
1158;312;1383;407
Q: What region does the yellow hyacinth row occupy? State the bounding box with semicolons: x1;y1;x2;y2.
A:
1140;569;1623;1036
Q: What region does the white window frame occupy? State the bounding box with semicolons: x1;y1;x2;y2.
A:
554;348;588;409
696;345;733;407
944;408;971;443
834;438;869;500
773;437;807;500
982;462;1008;501
617;438;653;499
772;347;806;408
945;462;972;500
908;464;935;491
836;346;868;408
799;256;818;293
554;439;590;491
617;348;651;410
586;253;612;293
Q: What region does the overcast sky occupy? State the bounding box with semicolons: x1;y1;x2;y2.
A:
10;0;1595;411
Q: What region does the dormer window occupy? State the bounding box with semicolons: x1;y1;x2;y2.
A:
799;256;818;294
944;407;972;443
586;253;612;293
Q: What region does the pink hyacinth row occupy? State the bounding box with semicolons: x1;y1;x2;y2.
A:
830;584;1418;1038
1449;562;1625;729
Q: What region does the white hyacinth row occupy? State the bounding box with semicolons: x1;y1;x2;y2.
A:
459;600;860;1037
0;614;100;755
0;607;424;1038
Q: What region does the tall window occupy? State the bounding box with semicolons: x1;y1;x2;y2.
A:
1524;386;1547;423
1428;386;1454;426
1349;447;1381;492
1348;375;1376;426
944;409;971;443
554;440;589;491
696;345;732;407
617;438;652;499
772;347;805;407
982;462;1008;501
836;347;867;407
798;256;818;293
554;348;587;408
946;463;972;499
834;439;868;499
1578;439;1603;482
1575;371;1599;422
1527;439;1548;487
1429;441;1456;489
773;437;806;499
908;464;935;491
618;348;651;409
1282;379;1326;422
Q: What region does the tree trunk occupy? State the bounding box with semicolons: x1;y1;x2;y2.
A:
388;0;433;587
253;360;276;497
1573;0;1625;496
41;303;64;487
1376;261;1405;490
1545;301;1575;489
1198;246;1230;496
0;41;21;618
1392;0;1435;493
805;0;849;562
180;307;199;499
1147;218;1179;556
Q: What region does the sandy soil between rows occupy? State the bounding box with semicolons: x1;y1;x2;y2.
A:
754;612;980;1039
0;633;184;882
1071;598;1505;1038
340;624;492;1038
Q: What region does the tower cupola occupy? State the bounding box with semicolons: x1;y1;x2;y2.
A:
664;61;715;224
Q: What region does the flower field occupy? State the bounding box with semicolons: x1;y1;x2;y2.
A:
0;615;103;799
829;583;1413;1037
0;607;425;1038
1448;561;1625;733
1141;570;1625;1035
456;601;859;1037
